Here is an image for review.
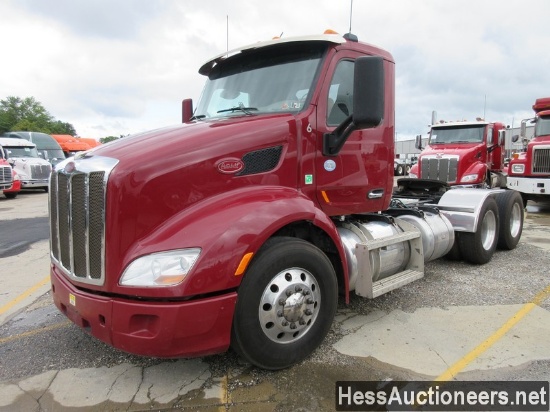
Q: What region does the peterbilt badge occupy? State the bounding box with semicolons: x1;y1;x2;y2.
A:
216;158;244;174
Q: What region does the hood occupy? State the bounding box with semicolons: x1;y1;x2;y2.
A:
94;114;297;261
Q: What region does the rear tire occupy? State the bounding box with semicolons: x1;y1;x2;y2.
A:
4;192;17;199
231;237;338;370
444;234;461;261
496;190;524;250
458;197;499;264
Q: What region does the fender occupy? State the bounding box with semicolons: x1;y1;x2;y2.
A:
461;162;487;185
112;185;349;299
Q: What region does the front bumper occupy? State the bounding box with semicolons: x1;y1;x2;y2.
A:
21;179;49;188
50;264;237;358
507;176;550;195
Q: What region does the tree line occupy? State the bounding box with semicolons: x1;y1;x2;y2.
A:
0;96;125;144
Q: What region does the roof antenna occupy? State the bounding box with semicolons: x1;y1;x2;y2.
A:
343;0;358;42
226;15;229;55
349;0;353;33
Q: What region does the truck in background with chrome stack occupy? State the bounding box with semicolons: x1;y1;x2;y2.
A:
48;31;524;370
507;97;550;206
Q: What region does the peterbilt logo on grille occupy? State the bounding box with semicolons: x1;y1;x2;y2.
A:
436;153;443;159
216;158;244;174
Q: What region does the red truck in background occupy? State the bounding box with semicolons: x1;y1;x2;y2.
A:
48;32;524;370
507;97;550;206
409;117;508;189
0;144;21;199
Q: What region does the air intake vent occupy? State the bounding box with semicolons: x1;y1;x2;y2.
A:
237;146;282;176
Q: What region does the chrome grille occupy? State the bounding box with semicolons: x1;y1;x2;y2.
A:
532;147;550;174
420;156;459;183
0;165;12;187
31;164;51;179
49;156;118;285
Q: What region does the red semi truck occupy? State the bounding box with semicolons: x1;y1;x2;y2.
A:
507;97;550;205
49;32;524;369
409;118;508;189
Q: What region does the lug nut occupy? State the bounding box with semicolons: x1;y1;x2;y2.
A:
279;299;286;305
295;286;302;292
286;290;293;297
303;290;310;295
282;320;289;326
306;298;315;305
277;310;284;317
304;309;313;316
299;319;306;325
290;323;297;329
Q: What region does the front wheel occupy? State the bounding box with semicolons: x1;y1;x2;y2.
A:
458;197;499;264
496;190;524;250
231;237;338;370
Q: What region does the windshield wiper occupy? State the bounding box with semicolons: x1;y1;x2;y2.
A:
217;105;258;115
189;114;206;121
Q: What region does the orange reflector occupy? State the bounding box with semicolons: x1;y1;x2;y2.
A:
512;153;519;159
235;252;254;276
324;29;339;35
321;190;330;203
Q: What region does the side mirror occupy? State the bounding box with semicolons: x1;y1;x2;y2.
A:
323;56;384;156
498;130;505;146
415;134;423;150
182;99;194;123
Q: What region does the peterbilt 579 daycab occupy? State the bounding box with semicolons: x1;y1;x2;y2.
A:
49;32;524;370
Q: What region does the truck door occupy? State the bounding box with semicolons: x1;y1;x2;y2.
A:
314;54;392;216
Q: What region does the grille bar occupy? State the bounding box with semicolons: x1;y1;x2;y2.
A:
49;156;118;286
532;147;550;174
0;165;13;187
420;156;459;183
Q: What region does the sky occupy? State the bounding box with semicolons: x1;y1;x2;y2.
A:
1;0;549;141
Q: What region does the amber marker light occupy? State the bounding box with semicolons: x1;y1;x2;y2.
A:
321;190;331;203
235;252;254;276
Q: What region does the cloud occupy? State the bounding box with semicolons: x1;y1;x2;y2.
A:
0;0;549;139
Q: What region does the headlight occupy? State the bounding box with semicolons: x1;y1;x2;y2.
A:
120;248;201;287
461;174;478;183
408;172;418;179
511;164;525;174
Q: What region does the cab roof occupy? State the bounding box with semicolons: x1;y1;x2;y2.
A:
0;137;37;147
199;33;346;76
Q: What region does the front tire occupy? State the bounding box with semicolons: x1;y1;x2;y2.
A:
231;237;338;370
458;197;499;264
496;190;524;250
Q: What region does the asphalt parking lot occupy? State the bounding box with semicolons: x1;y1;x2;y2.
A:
0;190;549;411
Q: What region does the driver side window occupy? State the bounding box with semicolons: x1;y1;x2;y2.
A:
327;60;354;126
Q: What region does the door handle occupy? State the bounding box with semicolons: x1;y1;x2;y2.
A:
367;189;384;199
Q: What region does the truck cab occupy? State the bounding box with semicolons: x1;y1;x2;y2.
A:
0;137;52;191
4;131;65;166
507;97;550;205
409;120;507;188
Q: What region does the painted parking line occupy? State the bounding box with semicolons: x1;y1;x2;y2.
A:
0;275;50;317
435;284;550;382
0;320;71;345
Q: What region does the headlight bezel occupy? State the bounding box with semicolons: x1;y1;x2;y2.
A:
120;248;201;287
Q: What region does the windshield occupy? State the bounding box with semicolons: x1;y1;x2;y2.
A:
5;146;40;158
194;43;326;119
429;125;485;144
535;116;550;137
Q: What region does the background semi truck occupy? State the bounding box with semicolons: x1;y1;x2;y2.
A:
0;137;52;192
507;97;550;205
4;131;65;166
0;144;21;199
409;116;508;189
49;32;524;370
